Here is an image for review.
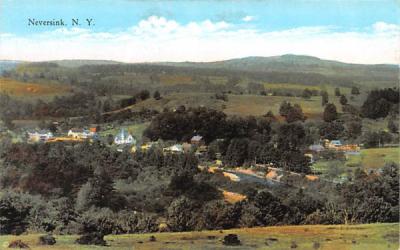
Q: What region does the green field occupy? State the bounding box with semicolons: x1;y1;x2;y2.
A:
130;92;349;118
0;223;397;250
311;147;399;180
346;147;399;171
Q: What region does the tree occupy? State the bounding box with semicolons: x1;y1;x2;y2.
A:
76;166;123;212
387;116;399;133
345;120;362;139
138;90;150;101
167;197;196;231
351;87;360;95
279;102;306;123
335;88;341;97
323;103;338;122
153;91;161;100
319;121;345;140
302;88;312;99
340;95;348;105
321;91;329;106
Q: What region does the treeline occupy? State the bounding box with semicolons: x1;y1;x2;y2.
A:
0;141;397;236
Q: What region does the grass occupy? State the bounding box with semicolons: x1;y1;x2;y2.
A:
346;147;399;171
130;92;347;119
0;77;71;98
0;223;397;250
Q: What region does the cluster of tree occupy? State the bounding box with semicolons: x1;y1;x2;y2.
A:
279;101;306;123
144;107;312;173
361;88;399;119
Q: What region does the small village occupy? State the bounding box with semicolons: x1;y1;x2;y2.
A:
23;125;364;187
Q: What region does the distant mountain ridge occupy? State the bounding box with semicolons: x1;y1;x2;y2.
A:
1;55;398;87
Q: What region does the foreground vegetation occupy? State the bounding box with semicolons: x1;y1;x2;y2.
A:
0;223;398;249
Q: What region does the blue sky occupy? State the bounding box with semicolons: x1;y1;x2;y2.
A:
0;0;399;63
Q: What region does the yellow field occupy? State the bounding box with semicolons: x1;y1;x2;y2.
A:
0;78;71;97
0;223;397;250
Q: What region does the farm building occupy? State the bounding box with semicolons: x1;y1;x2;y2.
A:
190;135;204;146
68;128;94;139
27;130;53;142
309;144;325;152
163;144;184;154
114;129;136;145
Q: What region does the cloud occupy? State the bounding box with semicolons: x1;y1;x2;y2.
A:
0;17;399;64
242;16;254;22
372;21;400;33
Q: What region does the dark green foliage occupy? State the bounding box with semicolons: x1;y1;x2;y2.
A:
153;90;161;100
387;116;399;133
200;201;241;230
361;88;399;119
301;88;313;99
351;87;360;95
321;91;329;106
319;120;345;140
334;88;341;97
39;235;56;245
362;131;392;148
279;101;306;123
0;192;32;235
323;103;338;122
167;196;197;231
339;95;348;105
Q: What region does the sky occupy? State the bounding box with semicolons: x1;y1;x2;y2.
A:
0;0;399;64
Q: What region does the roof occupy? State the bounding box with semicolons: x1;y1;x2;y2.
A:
191;135;203;141
309;144;324;151
115;128;132;139
330;140;342;145
69;128;88;133
166;144;183;151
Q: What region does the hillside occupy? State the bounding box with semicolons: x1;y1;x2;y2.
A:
157;54;399;87
3;55;398;89
0;223;397;249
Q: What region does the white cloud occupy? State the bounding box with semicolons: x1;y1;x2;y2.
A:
372;21;400;33
242;15;254;22
0;17;399;64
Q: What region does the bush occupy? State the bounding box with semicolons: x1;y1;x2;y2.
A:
222;234;241;246
39;234;56;245
75;232;106;246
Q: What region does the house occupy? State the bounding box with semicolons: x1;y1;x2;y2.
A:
324;139;342;149
163;144;184;154
309;144;325;152
27;130;53;142
114;129;136;145
190;135;204;146
68;128;93;139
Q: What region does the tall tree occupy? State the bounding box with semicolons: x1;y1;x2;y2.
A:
321;91;329;106
323;103;338;122
340;95;348;105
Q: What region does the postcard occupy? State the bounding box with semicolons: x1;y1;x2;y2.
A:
0;0;399;249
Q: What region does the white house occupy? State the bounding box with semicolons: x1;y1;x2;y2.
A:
68;128;94;139
27;130;53;142
114;129;136;145
163;144;184;154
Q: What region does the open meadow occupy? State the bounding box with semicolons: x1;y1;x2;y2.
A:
0;223;398;250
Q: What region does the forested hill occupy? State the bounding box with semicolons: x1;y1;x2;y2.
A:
1;55;398;88
156;55;399;88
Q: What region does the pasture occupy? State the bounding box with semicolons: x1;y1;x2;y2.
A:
0;223;397;250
